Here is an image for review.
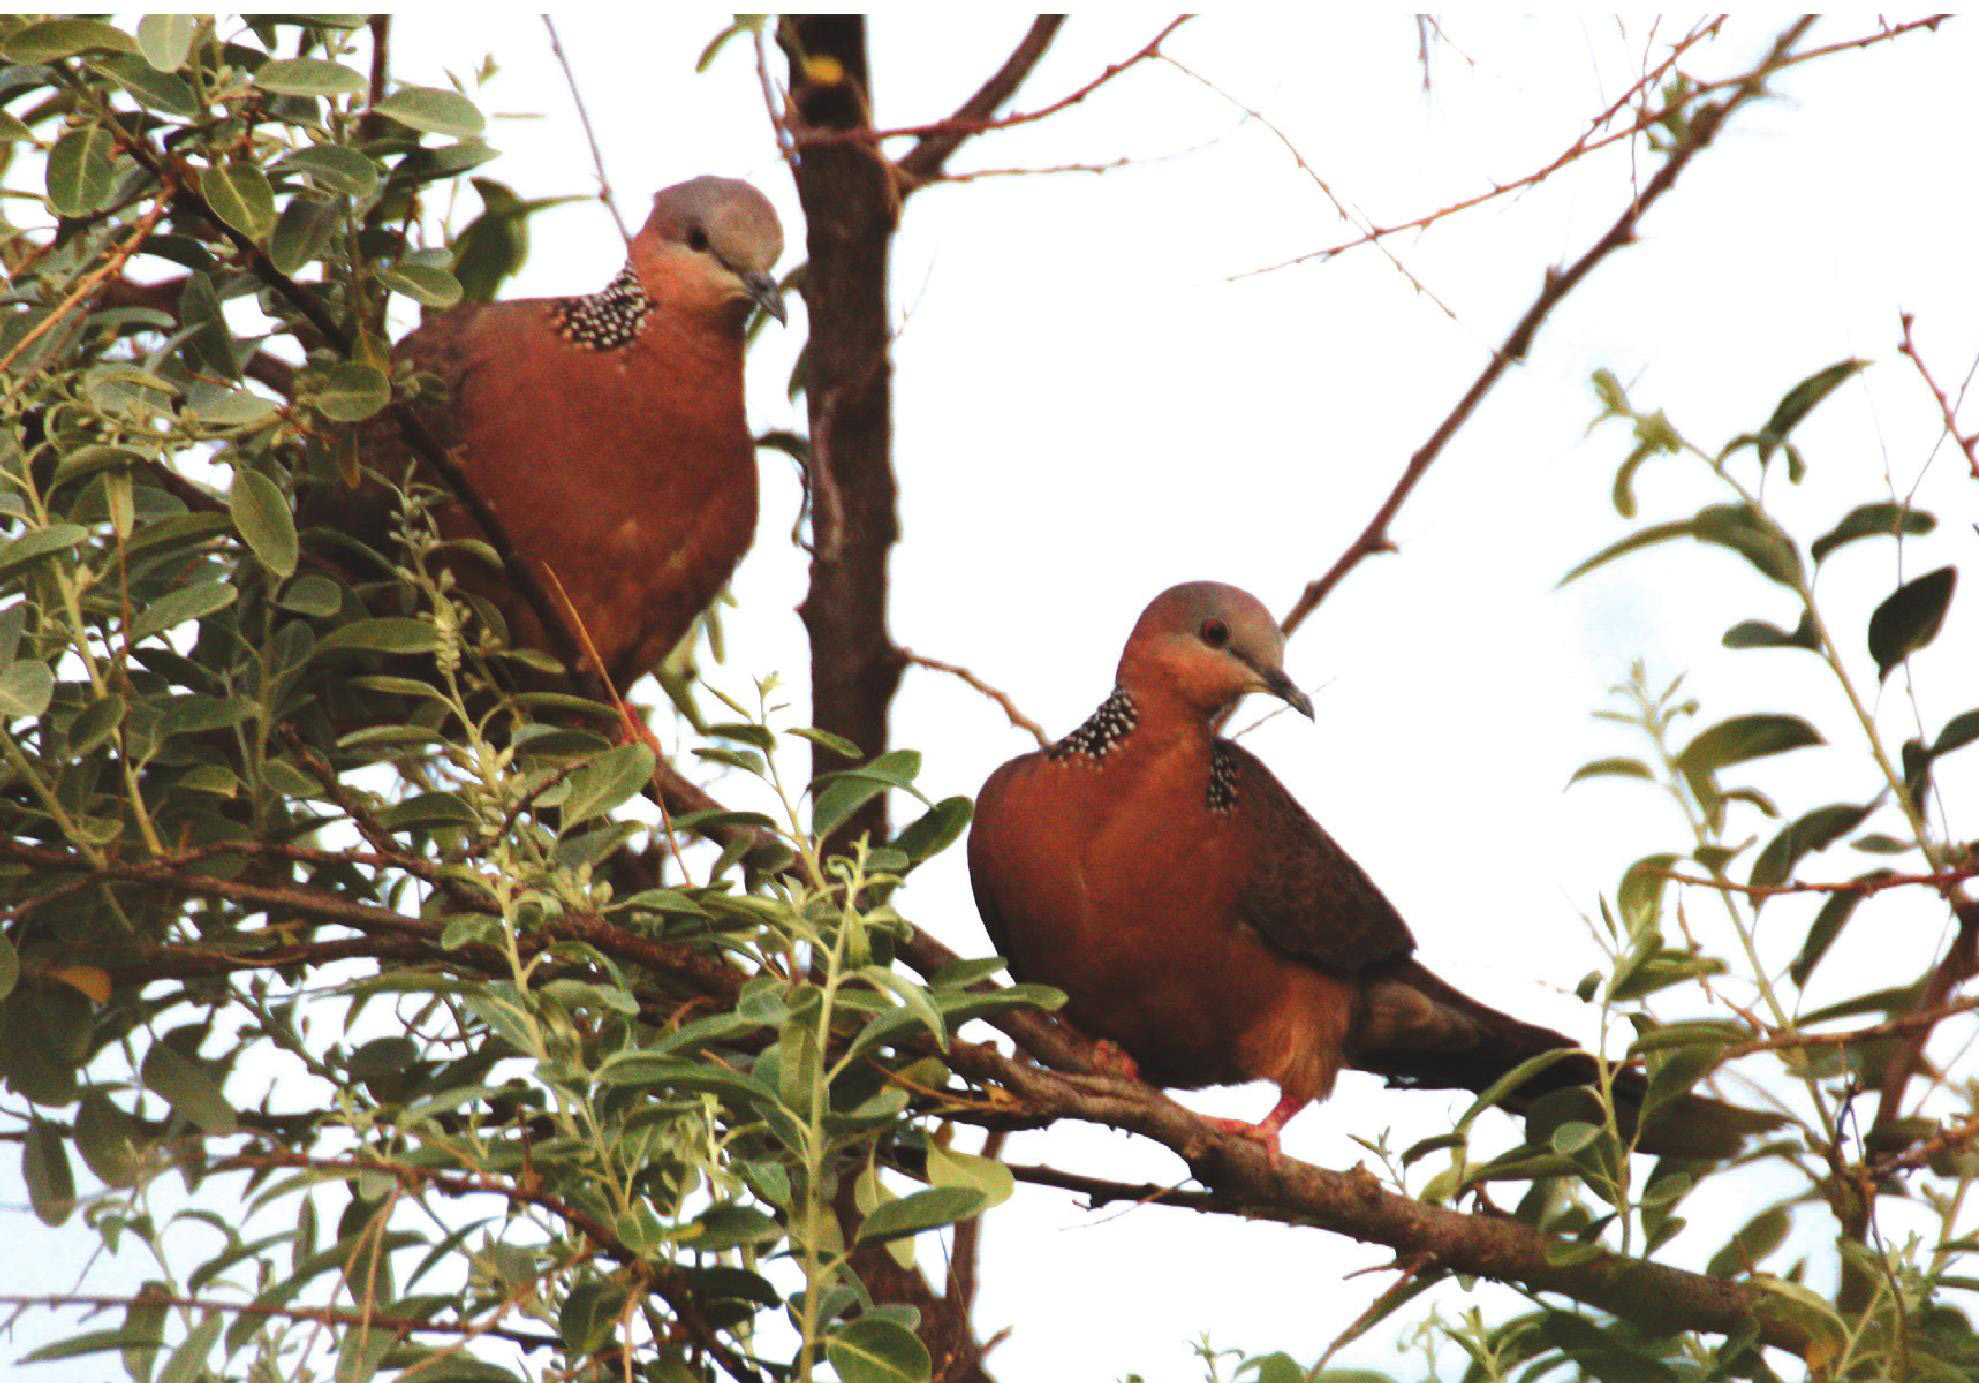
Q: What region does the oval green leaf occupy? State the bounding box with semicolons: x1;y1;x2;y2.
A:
0;661;55;718
136;14;197;70
253;57;366;98
4;18;138;63
23;1119;76;1226
199;162;276;241
854;1186;987;1245
1675;714;1823;776
1868;565;1955;681
312;361;391;421
316;617;440;656
277;145;380;198
376;260;464;308
0;523;88;580
128;580;237;644
827;1317;933;1383
140;1042;237;1134
559;742;654;828
229;468;298;578
374;86;486;138
47;125;120;216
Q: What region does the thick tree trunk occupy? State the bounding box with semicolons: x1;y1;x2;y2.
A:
783;16;905;848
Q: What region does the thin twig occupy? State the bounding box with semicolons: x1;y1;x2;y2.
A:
1245;15;1947;277
1655;860;1979;901
1897;310;1979;482
792;17;1187;157
0;1293;556;1350
1279;16;1820;640
0;197;170;379
543;15;631;244
1243;17;1725;275
902;648;1048;747
895;16;1066;188
1163;55;1463;329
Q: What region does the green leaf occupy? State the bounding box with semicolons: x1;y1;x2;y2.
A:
313;361;391;421
269;192;343;275
924;1141;1015;1209
1868;565;1955;680
827;1317;933;1383
21;1327;166;1364
176;270;237;379
1758;358;1868;453
558;1280;625;1356
791;724;863;759
47;125;120;216
136;14;197;70
316;617;439;656
199;162;277;241
813;774;888;840
1707;1204;1790;1278
1722;612;1819;652
1560;503;1799;588
156;1311;223;1383
1934;709;1979;758
141;1042;237;1134
277;145;380;198
128;580;237;644
23;1118;76;1226
1458;1047;1583;1128
1790;890;1866;987
1676;714;1822;776
1811;501;1935;563
1691;503;1802;586
229;468;298;578
1566;756;1652;787
4;18;138;62
374;86;486;138
98;54;198;118
1749;802;1871;892
74;1091;142;1187
0;934;16;999
254;57;367;97
854;1186;986;1244
0;523;87;580
0;661;55;718
558;743;653;827
892;795;972;864
278;573;343;617
376;261;463;308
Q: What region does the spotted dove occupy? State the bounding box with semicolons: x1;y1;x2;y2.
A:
317;175;785;694
968;581;1778;1159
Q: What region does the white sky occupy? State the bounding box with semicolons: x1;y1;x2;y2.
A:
10;12;1979;1381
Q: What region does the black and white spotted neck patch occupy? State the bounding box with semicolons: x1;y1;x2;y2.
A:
1049;687;1139;761
1207;741;1240;813
551;265;655;351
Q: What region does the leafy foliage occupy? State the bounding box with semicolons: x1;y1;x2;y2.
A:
0;17;1052;1382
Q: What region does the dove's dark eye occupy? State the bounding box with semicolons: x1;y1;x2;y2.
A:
686;224;710;253
1199;618;1230;649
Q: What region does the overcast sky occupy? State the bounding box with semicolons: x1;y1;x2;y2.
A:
12;12;1979;1381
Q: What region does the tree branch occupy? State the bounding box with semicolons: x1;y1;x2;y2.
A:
1279;16;1820;640
894;928;1814;1356
895;17;1066;189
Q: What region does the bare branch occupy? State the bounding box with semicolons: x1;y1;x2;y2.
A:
903;648;1048;747
0;1293;557;1350
892;928;1812;1353
896;17;1066;189
543;15;632;244
1898;310;1979;482
1249;15;1947;276
1280;17;1820;640
792;18;1188;161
